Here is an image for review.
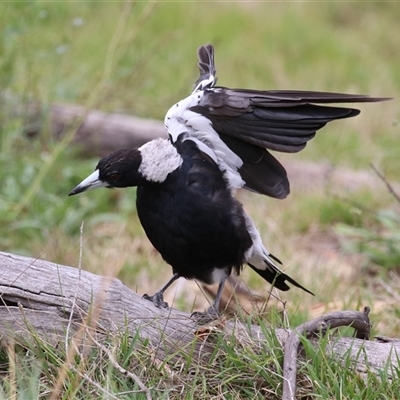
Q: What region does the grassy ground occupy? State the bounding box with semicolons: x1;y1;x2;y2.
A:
1;1;400;398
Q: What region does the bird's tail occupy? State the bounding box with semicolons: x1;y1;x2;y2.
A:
248;253;314;295
193;44;217;92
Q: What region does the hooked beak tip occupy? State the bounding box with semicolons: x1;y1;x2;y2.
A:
69;170;101;197
68;186;85;196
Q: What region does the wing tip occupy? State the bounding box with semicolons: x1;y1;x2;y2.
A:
194;44;217;92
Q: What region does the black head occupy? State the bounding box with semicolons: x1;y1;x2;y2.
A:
69;149;143;196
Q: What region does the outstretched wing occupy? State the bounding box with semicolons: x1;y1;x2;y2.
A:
165;44;390;199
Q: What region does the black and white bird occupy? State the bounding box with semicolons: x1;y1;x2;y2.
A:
69;44;388;321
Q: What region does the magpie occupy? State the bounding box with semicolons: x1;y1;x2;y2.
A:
69;44;389;321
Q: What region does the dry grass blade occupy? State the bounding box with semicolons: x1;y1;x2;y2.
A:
6;339;16;400
68;367;121;400
65;221;84;353
90;336;152;400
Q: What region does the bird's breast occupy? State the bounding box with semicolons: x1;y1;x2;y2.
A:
135;176;253;282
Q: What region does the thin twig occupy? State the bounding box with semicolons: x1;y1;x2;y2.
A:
52;225;115;399
91;336;152;400
371;163;400;204
377;278;400;303
68;366;121;400
65;221;84;352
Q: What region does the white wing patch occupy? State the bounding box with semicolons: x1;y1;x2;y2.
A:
193;75;216;93
138;138;183;183
242;212;280;273
165;90;245;191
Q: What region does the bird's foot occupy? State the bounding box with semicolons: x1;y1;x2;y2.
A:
191;306;220;325
142;292;169;309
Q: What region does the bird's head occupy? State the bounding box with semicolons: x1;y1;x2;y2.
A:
69;149;143;196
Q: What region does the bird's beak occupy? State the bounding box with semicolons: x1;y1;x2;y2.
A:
69;170;107;196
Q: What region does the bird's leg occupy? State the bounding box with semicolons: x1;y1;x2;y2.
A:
191;276;227;324
142;272;180;309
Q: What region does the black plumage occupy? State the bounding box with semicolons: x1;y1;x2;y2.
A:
137;139;252;283
69;44;389;322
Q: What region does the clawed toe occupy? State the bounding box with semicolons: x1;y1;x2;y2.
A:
142;293;169;309
191;306;220;324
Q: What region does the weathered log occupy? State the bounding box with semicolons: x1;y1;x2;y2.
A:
23;101;167;156
0;250;399;392
50;104;168;156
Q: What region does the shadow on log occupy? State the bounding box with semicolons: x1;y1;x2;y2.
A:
1;251;399;399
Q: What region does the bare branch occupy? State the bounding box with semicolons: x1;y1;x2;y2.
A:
282;307;371;400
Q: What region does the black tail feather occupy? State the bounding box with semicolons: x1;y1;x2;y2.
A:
248;262;314;296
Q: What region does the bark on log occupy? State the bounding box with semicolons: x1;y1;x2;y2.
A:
0;250;399;384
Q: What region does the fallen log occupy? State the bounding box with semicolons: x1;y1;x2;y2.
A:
20;100;167;156
0;250;399;399
49;103;168;156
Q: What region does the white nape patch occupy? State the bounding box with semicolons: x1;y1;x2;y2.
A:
138;138;183;183
164;90;245;192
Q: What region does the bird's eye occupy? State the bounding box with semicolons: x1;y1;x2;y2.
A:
108;172;120;181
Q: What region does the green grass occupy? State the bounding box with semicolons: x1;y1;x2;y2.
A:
2;318;399;400
1;1;400;398
299;334;400;399
3;319;400;399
